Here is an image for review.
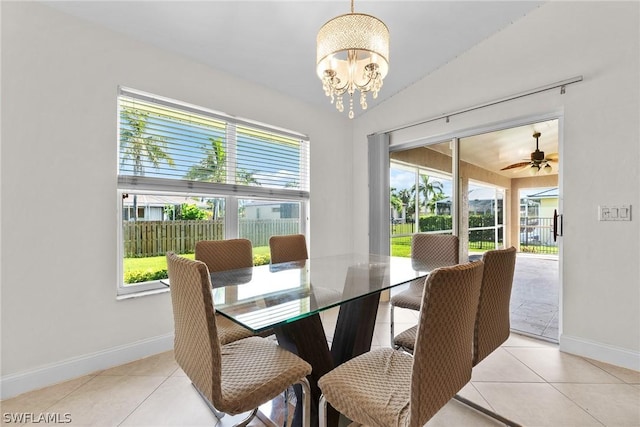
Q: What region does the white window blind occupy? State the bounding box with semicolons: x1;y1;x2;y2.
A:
118;88;310;199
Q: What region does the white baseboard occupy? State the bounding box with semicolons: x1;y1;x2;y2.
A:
560;334;640;371
0;333;174;400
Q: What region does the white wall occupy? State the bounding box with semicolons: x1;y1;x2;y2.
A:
0;2;352;398
353;2;640;369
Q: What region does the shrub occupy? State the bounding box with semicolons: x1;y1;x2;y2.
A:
124;254;271;284
418;215;453;232
253;254;271;266
125;269;168;284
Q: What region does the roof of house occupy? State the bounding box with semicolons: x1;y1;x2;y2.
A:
525;187;559;199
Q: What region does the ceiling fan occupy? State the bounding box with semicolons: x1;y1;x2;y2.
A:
501;131;558;174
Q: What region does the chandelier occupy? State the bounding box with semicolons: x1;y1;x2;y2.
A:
316;0;390;119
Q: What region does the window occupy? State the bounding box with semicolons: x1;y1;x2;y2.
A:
390;160;453;256
117;88;310;296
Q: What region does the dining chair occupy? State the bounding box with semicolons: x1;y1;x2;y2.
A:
194;239;255;345
269;234;309;264
390;233;459;346
166;252;312;427
393;246;521;427
318;261;483;427
454;246;521;426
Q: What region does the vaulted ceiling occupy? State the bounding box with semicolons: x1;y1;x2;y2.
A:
41;1;543;117
41;1;554;173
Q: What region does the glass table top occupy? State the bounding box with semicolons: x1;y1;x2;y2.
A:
206;253;430;333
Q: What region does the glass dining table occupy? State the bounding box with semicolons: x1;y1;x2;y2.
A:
192;252;430;427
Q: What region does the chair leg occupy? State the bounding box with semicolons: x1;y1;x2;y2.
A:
318;394;328;427
193;382;259;427
454;394;522;427
192;383;226;419
390;304;395;347
283;388;290;427
233;408;259;427
298;378;311;427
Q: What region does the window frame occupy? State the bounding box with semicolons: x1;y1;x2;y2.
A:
116;87;310;297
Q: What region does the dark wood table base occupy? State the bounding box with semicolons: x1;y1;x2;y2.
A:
275;292;382;427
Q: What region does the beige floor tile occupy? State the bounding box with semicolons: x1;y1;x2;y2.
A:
372;322;392;347
457;383;492;407
99;350;179;377
473;382;602;426
322;321;336;342
505;347;623;383
471;348;545;383
584;358;640;384
33;375;166;426
425;398;503;426
503;333;558;348
553;383;640;426
320;306;339;324
170;367;187;378
120;376;220;426
374;302;391;323
0;375;95;424
392;306;420;323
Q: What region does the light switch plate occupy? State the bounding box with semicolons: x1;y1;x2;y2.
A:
598;205;632;221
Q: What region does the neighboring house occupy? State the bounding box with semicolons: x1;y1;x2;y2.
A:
520;187;559;245
122;194;209;221
521;187;559;219
243;201;300;220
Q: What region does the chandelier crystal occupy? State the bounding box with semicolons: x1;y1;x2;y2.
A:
316;0;389;119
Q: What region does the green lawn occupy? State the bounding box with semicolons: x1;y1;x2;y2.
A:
124;245;271;284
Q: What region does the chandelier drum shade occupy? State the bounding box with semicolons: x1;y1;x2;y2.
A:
316;1;389;119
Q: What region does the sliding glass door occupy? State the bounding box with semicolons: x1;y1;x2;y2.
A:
390;140;454;256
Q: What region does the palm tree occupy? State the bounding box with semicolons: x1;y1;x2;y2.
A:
185;137;227;183
414;174;444;215
397;188;413;219
185;137;227;219
390;187;403;219
120;107;174;220
236;169;260;186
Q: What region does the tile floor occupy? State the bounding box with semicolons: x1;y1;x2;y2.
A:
509;254;559;341
2;303;639;427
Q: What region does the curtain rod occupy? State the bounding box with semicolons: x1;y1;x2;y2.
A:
372;75;583;136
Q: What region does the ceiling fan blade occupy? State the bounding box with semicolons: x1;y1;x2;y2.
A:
501;161;531;171
546;152;559;161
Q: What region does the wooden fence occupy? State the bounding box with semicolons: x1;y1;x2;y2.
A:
123;219;300;257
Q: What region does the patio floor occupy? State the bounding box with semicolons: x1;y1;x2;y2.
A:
466;251;559;342
510;253;559;342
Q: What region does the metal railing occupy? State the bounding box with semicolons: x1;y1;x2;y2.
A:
520;216;558;254
390;216;558;255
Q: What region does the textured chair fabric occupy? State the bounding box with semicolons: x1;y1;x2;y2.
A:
390;234;459;346
393;247;517;359
194;239;255;345
195;239;254;272
391;234;460;310
269;234;309;264
473;246;517;366
319;261;484;427
393;324;418;352
166;252;312;421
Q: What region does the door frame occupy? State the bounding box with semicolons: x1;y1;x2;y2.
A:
377;111;564;340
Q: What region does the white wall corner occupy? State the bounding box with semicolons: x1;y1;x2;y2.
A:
560;334;640;372
0;333;174;400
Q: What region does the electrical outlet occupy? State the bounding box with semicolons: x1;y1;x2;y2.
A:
598;205;632;221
